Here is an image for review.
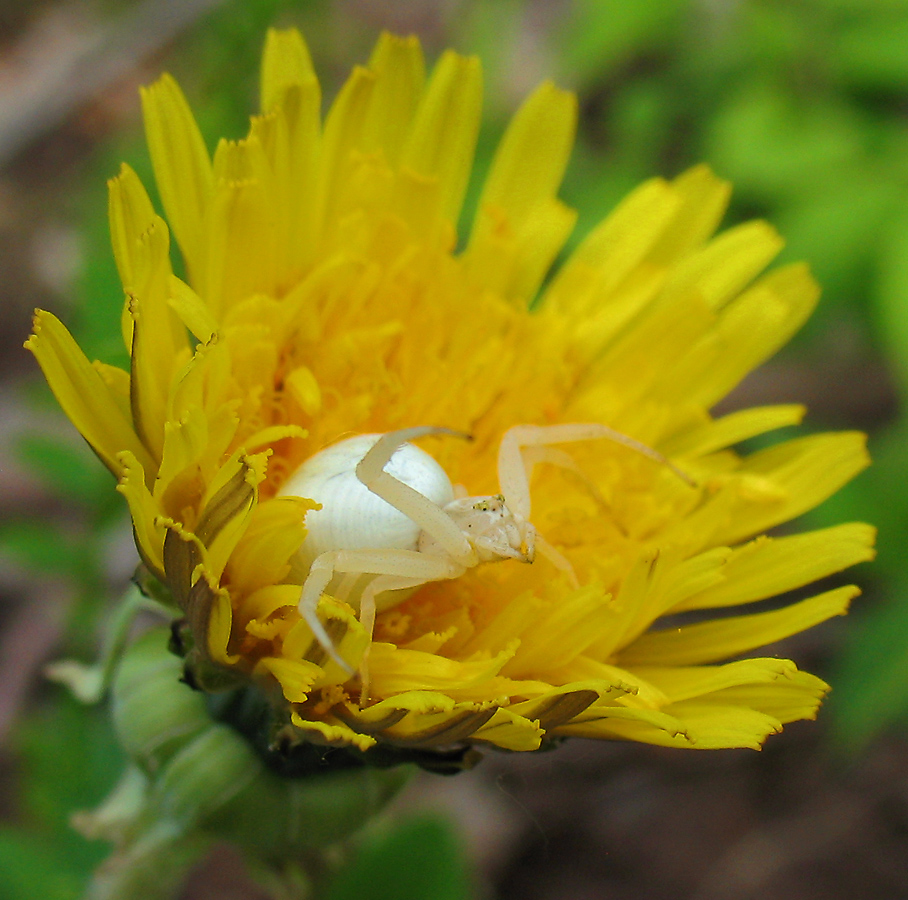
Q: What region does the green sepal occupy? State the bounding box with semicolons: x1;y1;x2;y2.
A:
111;629;210;771
132;564;181;614
181;648;250;693
106;628;413;856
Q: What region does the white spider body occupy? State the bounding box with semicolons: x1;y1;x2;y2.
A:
282;434;455;570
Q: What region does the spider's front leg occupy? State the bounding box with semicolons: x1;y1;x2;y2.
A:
493;423;693;589
498;422;695;520
355;427;477;567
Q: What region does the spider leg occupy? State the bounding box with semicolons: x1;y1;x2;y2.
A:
355;428;478;566
298;553;351;672
499;423;695;518
523;444;609;508
534;533;580;589
299;548;465;674
335;571;361;602
356;569;460;704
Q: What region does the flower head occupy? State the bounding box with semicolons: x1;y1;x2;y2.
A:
28;28;873;759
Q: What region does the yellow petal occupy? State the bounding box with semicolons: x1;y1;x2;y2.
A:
289;715;376;752
255;656;321;703
116;450;166;575
107;162;156;300
501;584;616;679
195;451;267;582
207;135;277;313
649;164;732;264
126;218;185;460
141;73;213;290
544;657;667;708
168;275;218;343
591;547;731;659
317;64;376;236
362;32;426;165
660;220;785;311
400;49;482;225
720;431;870;545
653;702;782;750
470;707;544;750
333;691;457;735
464;81;576;305
557;701;781;750
229;496;315;597
678;522;876;612
282;597;369;683
93;361;132;422
619;584;858;666
241;583;301;621
706;668;828;724
508;684;602;730
575;289;717;417
367;641;517;696
542;175;681;321
476;81;576;225
154;410;208;514
285;366;322;417
674;263;821;410
260;27;315;113
208;588;239;664
632;657;798;704
555;703;690;743
466;198;577;306
378;705;498;748
662;404;806;457
25;311;152;476
252;45;321;282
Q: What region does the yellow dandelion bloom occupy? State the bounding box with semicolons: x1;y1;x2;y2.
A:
28;28;873;757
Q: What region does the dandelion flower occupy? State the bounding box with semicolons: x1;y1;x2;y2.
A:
27;28;873;759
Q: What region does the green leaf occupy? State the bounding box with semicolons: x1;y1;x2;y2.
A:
0;520;86;579
15;694;125;863
826;420;908;751
830;574;908;753
831;425;906;586
873;206;908;399
834;15;908;91
705;81;864;200
815;0;908;12
559;0;687;87
774;170;894;309
0;694;127;899
15;432;115;511
326;814;472;900
0;829;85;900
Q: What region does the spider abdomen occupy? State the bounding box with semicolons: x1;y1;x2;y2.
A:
280;434;456;570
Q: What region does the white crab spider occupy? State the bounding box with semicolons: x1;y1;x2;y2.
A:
279;423;693;686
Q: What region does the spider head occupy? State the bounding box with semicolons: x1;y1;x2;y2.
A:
437;494;536;565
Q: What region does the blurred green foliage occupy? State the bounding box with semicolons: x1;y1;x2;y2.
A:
0;697;124;900
6;0;908;896
326;815;472;900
